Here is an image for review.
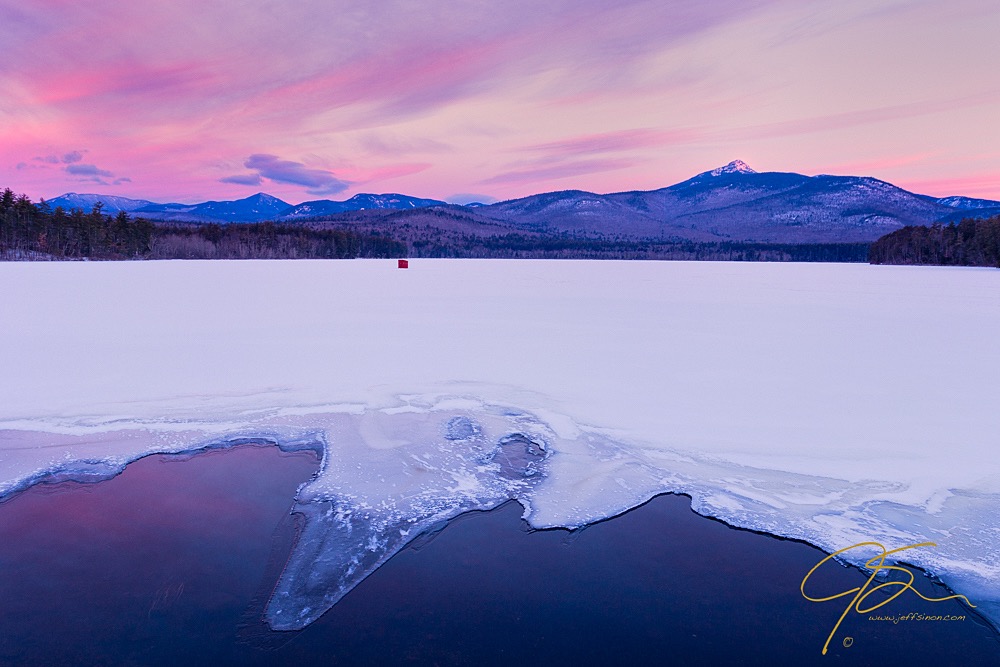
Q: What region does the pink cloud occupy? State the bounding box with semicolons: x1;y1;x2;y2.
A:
31;62;214;107
242;155;350;195
246;38;513;128
2;0;997;205
65;163;112;178
219;173;263;186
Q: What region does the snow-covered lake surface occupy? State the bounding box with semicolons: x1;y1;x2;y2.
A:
1;259;998;630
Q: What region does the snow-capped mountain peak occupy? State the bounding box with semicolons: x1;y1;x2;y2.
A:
46;193;155;213
708;160;757;176
250;192;284;204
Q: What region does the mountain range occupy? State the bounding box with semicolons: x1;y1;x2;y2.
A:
471;160;1000;243
45;191;449;223
46;161;1000;244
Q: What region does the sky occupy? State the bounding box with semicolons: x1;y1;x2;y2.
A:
1;0;998;205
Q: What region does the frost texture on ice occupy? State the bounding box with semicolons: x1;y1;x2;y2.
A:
1;260;998;632
266;406;557;629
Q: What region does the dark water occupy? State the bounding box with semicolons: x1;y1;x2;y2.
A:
0;446;997;667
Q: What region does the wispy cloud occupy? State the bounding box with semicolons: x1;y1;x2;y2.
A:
31;151;86;165
485;128;679;188
359;133;453;156
716;90;1000;142
3;1;775;141
59;159;127;186
65;163;112;178
219;173;263;186
482;158;638;185
521;128;698;158
349;162;431;184
243;154;350;195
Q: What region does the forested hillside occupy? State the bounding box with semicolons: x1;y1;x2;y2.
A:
868;216;1000;267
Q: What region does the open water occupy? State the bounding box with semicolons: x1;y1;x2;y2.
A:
0;445;996;666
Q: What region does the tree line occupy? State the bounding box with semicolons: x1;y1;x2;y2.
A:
0;188;406;260
296;207;873;261
868;216;1000;267
26;183;998;265
1;188;154;259
151;222;406;259
407;233;871;262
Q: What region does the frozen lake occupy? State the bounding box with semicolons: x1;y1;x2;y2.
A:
1;259;998;641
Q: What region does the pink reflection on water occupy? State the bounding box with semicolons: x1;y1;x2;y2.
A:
0;445;318;665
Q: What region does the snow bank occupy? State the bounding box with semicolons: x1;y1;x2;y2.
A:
1;259;997;630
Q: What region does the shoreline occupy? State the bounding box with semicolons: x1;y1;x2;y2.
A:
0;433;326;504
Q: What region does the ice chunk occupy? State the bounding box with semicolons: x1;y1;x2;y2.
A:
265;406;556;630
443;416;481;441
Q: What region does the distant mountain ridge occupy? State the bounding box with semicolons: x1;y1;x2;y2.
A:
45;191;448;222
46;161;999;243
280;193;448;220
932;195;1000;209
135;193;291;222
47;193;156;213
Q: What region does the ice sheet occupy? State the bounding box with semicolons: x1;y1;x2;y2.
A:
1;259;998;630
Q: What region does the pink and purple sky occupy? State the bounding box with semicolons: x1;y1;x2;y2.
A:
2;0;998;204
